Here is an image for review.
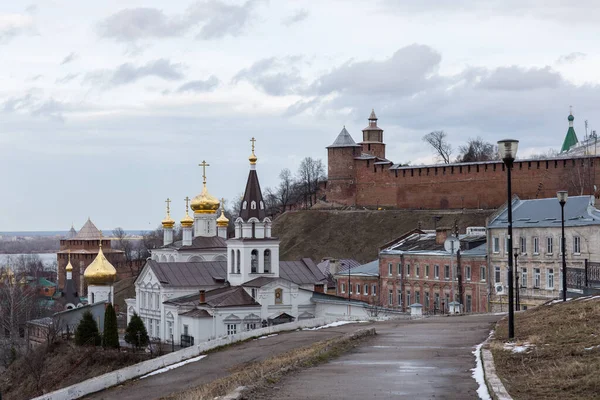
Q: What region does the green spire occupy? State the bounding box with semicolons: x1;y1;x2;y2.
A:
561;108;579;153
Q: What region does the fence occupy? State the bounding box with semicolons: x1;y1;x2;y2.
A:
567;259;600;290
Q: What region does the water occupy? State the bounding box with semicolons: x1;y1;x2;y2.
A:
0;253;57;267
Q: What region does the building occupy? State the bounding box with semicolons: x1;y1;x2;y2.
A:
487;195;600;311
324;110;599;210
127;141;369;346
317;258;361;294
333;260;380;304
378;228;488;313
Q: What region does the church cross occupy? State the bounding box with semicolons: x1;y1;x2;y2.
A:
570;105;573;115
250;137;256;153
165;198;171;215
184;196;191;213
199;160;210;184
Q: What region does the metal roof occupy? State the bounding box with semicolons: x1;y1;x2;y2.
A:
335;260;379;277
381;232;486;256
488;195;600;229
327;127;361;148
280;258;326;285
147;260;227;287
167;286;259;308
162;235;227;251
239;169;266;221
74;219;103;240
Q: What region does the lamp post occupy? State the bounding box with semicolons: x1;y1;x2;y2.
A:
513;246;520;311
498;139;519;340
557;190;568;302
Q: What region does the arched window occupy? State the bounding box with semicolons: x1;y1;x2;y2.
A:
264;249;271;273
260;201;264;209
242;201;247;209
275;288;283;305
91;292;95;304
236;250;241;273
251;201;256;210
231;249;235;273
251;249;258;273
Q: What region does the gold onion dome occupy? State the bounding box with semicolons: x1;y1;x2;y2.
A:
191;184;220;214
66;252;73;272
84;244;116;285
217;208;229;227
181;210;194;227
162;198;175;228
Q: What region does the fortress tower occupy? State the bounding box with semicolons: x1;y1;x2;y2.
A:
360;109;385;159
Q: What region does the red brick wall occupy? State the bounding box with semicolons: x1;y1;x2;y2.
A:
327;155;599;209
326;147;360;204
333;275;380;304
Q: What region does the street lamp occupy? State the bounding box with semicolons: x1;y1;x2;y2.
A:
513;246;520;311
498;139;519;340
557;190;568;302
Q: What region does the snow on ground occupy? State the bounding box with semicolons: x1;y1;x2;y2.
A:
255;334;278;340
471;332;492;400
493;312;507;316
503;342;535;353
549;298;573;304
584;345;600;350
138;355;207;379
302;320;367;331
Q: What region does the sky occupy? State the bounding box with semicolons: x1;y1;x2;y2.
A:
2;0;600;231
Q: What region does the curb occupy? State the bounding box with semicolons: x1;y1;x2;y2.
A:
482;346;513;400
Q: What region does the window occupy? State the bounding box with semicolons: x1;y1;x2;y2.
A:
356;284;361;294
504;237;509;254
434;265;440;279
547;237;553;254
480;266;486;281
398;289;402;308
167;321;173;339
251;200;256;209
388;289;393;305
388;263;393;276
406;264;411;276
493;237;500;253
465;266;471;281
425;292;430;309
349;283;353;294
275;288;283;304
264;249;271;273
142;292;147;309
155;293;160;310
495;266;501;283
425;265;430;278
444;265;450;280
227;324;238;335
364;284;369;295
548;268;555;289
406;290;411;306
534;268;541;288
521;268;527;288
397;263;402;275
231;249;235;273
415;264;420;277
466;295;472;313
236;249;241;273
520;237;527;254
415;291;421;304
251;288;257;299
533;237;539;254
156;322;160;338
435;293;440;309
372;284;377;296
341;283;346;293
574;236;581;254
245;323;257;331
251;249;259;273
559;237;563;255
183;324;189;335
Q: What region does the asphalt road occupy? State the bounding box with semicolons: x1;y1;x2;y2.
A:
248;314;500;400
84;322;368;400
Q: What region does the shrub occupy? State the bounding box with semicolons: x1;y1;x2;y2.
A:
103;303;120;349
124;313;149;349
75;311;100;346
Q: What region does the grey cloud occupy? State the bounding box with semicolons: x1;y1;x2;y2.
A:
97;0;260;42
56;73;79;84
60;52;78;65
282;9;309;26
177;76;219;93
233;56;304;96
477;66;562;91
85;58;185;87
28;74;43;81
0;13;35;42
2;90;67;121
557;52;586;65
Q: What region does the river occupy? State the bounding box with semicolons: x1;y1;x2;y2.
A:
0;253;57;267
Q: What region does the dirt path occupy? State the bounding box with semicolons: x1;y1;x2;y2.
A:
245;314;500;400
83;322;371;400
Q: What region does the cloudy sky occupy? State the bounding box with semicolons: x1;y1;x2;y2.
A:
1;0;600;231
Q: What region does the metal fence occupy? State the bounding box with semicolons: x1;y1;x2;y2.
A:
567;260;600;289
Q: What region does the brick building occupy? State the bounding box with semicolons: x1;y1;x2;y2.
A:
325;110;599;210
56;219;124;295
378;228;488;313
333;260;380;304
487;195;600;311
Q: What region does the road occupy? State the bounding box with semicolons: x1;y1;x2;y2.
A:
84;322;368;400
248;314;500;400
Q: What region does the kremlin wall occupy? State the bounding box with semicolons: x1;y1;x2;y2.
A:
324;110;599;209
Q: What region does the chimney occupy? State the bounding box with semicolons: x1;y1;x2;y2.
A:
329;259;339;275
436;227;450;245
314;283;325;293
199;290;206;304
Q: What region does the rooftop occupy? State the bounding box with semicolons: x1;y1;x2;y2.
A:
381;230;486;256
327;127;361;148
334;260;379;277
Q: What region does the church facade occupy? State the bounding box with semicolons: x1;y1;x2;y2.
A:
127;141;368;345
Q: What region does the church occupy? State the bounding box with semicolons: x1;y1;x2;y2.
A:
126;140;368;345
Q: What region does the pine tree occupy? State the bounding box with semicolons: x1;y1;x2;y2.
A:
103;303;120;349
75;310;100;346
124;312;149;349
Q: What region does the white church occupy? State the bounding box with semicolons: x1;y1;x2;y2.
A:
124;141;369;346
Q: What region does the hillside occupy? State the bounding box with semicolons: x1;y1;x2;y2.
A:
273;209;494;263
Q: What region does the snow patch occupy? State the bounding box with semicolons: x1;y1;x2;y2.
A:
584;345;600;351
549;298;573;304
503;342;535;353
138;355;207;379
471;331;492;400
302;320;367;330
255;334;278;340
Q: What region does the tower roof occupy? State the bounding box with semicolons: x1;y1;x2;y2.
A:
369;109;377;120
327;126;361;148
363;109;383;132
561;110;579;153
239;169;266;220
74;218;103;240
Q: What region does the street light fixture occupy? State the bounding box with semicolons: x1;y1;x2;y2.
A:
557;190;568;302
498;139;519;340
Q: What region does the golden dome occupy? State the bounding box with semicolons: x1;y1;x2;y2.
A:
249;152;257;165
66;251;73;272
216;208;229;227
181;212;194;228
84;244;116;285
162;198;175;228
191;183;220;214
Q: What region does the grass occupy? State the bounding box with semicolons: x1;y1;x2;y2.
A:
491;297;600;400
163;328;375;400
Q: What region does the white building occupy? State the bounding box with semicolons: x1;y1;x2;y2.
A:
487;195;600;311
127;142;369;345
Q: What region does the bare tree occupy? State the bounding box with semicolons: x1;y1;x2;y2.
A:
229;193;244;218
529;148;560;159
297;157;326;208
456;137;499;162
423;131;452;164
112;227;134;262
569;157;594;196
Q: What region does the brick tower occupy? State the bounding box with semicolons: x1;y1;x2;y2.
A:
326;126;361;205
360;109;385;159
